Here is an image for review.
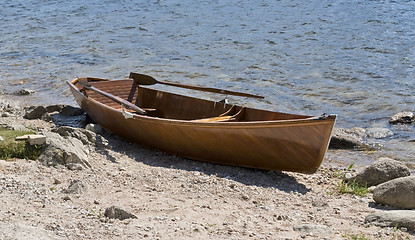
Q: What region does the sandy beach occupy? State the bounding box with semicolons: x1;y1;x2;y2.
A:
0;105;413;240
2;1;415;239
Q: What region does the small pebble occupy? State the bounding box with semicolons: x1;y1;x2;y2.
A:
85;123;102;134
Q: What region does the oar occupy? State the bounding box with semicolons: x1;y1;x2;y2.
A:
129;72;265;99
77;79;146;115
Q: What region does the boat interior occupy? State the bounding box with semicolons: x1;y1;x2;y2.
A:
76;78;313;122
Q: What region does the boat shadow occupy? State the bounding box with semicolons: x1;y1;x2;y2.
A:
50;115;311;194
103;133;311;195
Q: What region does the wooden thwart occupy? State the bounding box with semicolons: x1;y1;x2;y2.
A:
77;79;147;115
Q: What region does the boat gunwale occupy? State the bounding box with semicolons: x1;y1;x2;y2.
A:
67;78;336;128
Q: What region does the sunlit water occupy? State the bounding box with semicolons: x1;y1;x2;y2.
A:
1;0;414;168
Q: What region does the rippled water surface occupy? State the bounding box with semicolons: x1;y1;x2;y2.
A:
1;0;414;167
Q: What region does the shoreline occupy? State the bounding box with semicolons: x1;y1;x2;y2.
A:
1;98;414;239
2;89;415;172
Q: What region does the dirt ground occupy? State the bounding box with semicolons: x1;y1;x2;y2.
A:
0;101;414;240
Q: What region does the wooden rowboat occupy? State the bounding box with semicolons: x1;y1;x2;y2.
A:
67;73;336;173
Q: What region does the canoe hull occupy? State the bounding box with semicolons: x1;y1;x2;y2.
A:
68;78;335;173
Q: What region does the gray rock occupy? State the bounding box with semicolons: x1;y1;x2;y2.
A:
85;123;102;134
52;126;96;145
13;89;36;96
39;131;91;169
346;157;410;186
293;224;333;235
59;105;84;116
28;105;81;115
66;163;84;171
365;210;415;231
24;106;47;119
104;206;137;220
52;126;108;148
373;176;415;209
63;180;87;194
27;134;47;145
389;112;414;124
366;128;393;139
41;112;52;122
329;127;368;149
1;112;10;117
46;104;65;113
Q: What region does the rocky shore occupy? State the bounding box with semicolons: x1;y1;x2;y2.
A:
0;99;414;239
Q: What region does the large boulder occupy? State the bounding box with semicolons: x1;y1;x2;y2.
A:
329;127;368;149
39;126;109;170
52;126;96;145
52;126;108;148
365;210;415;232
39;131;91;170
373;176;415;209
346;157;410;186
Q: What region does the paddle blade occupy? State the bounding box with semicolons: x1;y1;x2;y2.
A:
129;72;157;85
129;72;265;99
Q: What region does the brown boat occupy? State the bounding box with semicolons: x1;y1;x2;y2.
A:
67;73;336;173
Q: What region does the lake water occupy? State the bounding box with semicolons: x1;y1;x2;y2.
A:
1;0;414;168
